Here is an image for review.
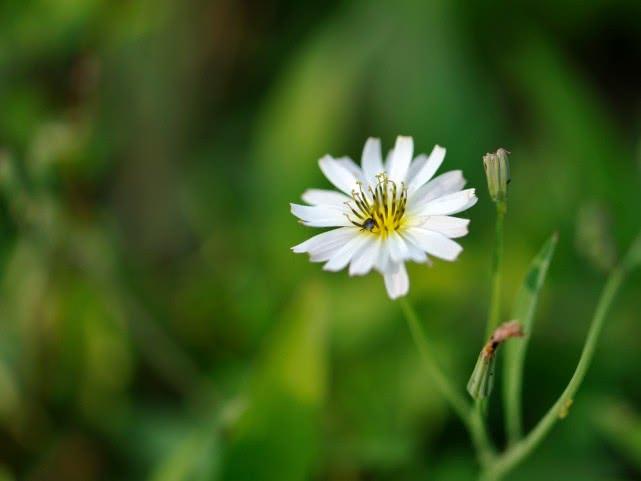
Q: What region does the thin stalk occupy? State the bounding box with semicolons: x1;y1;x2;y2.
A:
486;202;506;338
480;232;641;481
399;298;495;465
400;298;470;419
470;400;496;466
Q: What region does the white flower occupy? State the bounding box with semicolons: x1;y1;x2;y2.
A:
291;136;477;299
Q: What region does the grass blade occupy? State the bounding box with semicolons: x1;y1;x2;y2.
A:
503;233;558;445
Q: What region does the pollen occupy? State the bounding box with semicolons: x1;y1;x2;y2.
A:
345;173;408;237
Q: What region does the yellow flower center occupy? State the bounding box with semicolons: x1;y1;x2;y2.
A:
346;173;408;237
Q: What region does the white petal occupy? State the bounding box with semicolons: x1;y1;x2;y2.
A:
292;227;356;257
402;235;429;263
290;203;351;227
421;216;470;238
319;155;360;195
413;188;477;216
349;236;381;276
407;154;427;182
408;145;446;194
361;137;384;185
387;136;413;183
383;262;409;299
376;242;391;273
387;232;411;263
301;189;351;206
310;241;351;262
337;157;365;181
409;170;466;208
323;233;371;272
404;227;463;261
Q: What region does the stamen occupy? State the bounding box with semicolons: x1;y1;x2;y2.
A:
346;174;408;237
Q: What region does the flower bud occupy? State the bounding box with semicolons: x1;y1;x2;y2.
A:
467;321;523;401
483;148;510;204
467;348;496;401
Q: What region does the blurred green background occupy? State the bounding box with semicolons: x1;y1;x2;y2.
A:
1;0;641;480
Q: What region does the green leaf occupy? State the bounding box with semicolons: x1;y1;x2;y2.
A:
503;233;558;445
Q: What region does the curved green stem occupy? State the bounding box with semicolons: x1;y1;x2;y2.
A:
481;232;641;481
399;298;495;465
486;202;506;338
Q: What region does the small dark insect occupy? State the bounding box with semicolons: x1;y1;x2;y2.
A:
362;218;376;231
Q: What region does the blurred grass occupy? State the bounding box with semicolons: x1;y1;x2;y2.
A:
0;0;640;480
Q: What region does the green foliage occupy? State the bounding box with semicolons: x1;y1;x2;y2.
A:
0;0;640;480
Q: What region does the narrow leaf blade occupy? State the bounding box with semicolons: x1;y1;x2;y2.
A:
503;233;558;444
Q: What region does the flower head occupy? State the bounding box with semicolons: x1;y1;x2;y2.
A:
291;136;477;299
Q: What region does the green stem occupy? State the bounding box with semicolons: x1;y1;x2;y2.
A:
480;232;641;481
470;400;496;466
486;202;506;338
399;298;495;465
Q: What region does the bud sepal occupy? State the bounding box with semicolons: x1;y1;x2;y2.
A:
483;148;510;207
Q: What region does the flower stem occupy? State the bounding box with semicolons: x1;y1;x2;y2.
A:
470;400;496;466
480;232;641;481
399;298;495;465
486;202;506;339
